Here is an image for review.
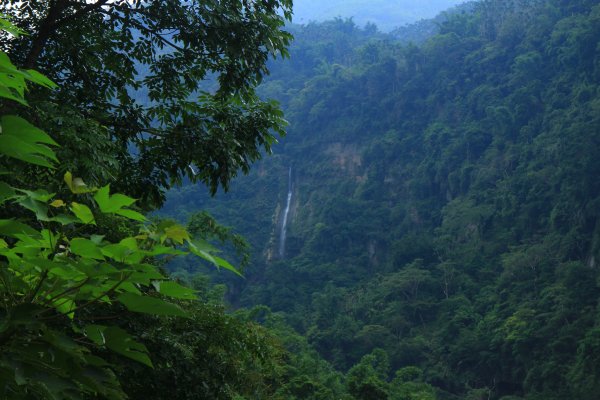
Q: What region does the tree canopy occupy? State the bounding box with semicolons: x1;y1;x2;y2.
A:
0;3;296;398
1;0;293;208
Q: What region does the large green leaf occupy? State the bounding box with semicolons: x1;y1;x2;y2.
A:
100;243;132;263
23;69;57;90
117;292;187;317
93;185;136;212
0;181;16;205
188;240;242;276
93;185;145;221
15;196;50;221
70;202;95;224
0;17;25;37
0;219;38;238
153;280;197;300
17;189;55;202
85;325;153;367
70;238;104;260
129;263;165;284
114;208;146;222
103;326;153;367
0;85;27;105
0;115;58;167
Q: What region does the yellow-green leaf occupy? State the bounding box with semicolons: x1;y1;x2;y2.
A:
114;209;146;222
164;224;190;244
71;202;95;224
50;199;65;208
64;172;96;194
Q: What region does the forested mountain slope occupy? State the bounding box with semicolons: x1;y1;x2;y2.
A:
163;0;600;399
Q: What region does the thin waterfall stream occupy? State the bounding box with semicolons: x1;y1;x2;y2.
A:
279;167;293;258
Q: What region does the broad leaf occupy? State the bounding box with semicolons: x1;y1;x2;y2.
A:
0;17;26;37
114;208;146;222
0;219;38;238
87;325;153;368
117;292;187;317
94;185;136;212
153;281;197;300
0;181;16;204
70;238;104;260
0;115;58;167
70;202;95;224
188;240;242;276
64;172;95;194
23;69;57;89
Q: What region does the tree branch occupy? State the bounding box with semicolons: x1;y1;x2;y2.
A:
23;0;110;69
53;0;111;30
39;273;131;321
26;269;49;303
24;0;66;68
41;277;91;306
99;9;186;52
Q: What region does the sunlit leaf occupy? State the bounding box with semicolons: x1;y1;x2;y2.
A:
50;199;66;208
0;115;58;167
188;240;242;276
0;17;26;37
64;172;96;194
94;185;136;212
114;209;146;222
71;202;95;224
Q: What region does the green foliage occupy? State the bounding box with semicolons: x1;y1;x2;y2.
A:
0;20;243;398
106;303;286;400
347;350;391;400
1;0;293;208
188;211;251;268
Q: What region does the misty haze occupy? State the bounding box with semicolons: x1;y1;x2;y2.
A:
292;0;467;31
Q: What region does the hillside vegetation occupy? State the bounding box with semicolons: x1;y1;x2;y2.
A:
163;0;600;398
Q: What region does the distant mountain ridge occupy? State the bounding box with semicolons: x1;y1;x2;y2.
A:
291;0;467;31
391;1;477;43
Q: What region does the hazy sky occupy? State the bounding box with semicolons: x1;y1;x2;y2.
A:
291;0;467;31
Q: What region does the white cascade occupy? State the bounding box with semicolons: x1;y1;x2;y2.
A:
279;167;293;258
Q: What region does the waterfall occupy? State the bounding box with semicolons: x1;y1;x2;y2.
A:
279;167;293;258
